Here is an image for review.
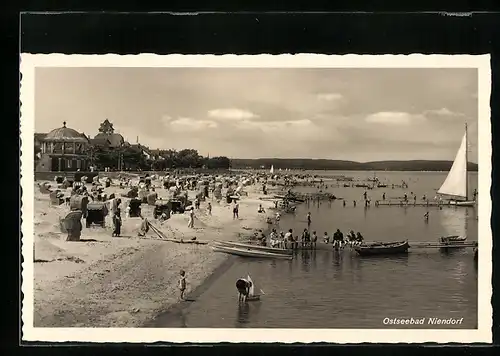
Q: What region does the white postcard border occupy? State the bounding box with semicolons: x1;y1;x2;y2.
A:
20;54;492;343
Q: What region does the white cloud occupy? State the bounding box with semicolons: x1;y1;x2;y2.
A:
235;119;313;132
170;117;218;130
365;112;425;125
423;108;464;117
207;108;259;120
317;93;343;101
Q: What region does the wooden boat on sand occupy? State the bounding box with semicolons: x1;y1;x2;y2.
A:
215;240;292;255
354;240;409;256
213;245;293;260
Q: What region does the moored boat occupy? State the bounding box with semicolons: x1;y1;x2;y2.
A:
437;123;476;207
214;240;292;255
439;235;467;245
212;245;293;260
354;240;409;256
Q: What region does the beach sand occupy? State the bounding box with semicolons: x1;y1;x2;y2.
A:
32;180;276;327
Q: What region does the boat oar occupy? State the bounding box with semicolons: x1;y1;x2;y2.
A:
260;289;266;295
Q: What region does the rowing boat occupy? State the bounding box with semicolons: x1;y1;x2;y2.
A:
439;235;467;245
214;240;292;255
354;240;409;256
213;245;293;260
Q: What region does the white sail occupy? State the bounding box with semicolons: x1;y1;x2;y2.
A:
437;132;468;199
270;165;274;174
247;274;255;297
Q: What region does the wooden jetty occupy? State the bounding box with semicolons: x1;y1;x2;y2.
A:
374;200;464;207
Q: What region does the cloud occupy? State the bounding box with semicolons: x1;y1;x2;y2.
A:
423;108;464;117
207;108;259;120
169;117;218;130
235;119;313;132
365;112;425;125
317;93;343;101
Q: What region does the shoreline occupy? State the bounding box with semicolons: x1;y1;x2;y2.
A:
33;180;278;327
145;211;278;327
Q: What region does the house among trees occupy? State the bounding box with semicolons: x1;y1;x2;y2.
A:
34;118;231;172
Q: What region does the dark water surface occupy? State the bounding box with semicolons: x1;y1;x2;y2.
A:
158;171;478;328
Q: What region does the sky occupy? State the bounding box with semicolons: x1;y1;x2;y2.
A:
35;67;478;162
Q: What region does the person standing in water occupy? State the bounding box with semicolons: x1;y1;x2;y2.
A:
311;231;318;249
424;211;429;223
236;277;252;303
207;202;212;215
306;212;311;227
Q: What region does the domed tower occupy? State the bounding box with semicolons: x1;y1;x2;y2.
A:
36;121;90;172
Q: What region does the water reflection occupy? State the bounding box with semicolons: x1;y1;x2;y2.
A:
159;172;478;329
236;303;250;327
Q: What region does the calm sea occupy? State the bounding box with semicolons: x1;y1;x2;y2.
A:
157;170;478;329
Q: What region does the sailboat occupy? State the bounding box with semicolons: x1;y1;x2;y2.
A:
437;123;476;207
246;274;261;301
270;165;274;174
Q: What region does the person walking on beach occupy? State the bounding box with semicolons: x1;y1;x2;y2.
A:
179;270;187;300
233;200;239;219
188;208;195;228
112;208;122;237
207;202;212;215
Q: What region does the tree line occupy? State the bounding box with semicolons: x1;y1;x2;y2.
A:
230;158;479;172
88;147;231;171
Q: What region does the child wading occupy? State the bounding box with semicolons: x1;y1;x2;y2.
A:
179;270;187;300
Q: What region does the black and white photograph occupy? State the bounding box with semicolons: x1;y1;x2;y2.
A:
20;54;492;343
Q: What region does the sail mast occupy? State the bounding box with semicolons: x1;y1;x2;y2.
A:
465;122;469;201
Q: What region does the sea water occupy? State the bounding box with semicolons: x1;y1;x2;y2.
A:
156;171;479;329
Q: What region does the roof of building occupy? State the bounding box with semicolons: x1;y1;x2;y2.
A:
44;122;89;143
94;132;124;148
90;138;111;146
34;133;47;142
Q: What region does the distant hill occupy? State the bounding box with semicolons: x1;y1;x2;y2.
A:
230;158;479;172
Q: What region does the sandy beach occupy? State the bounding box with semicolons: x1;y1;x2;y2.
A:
33;176;276;327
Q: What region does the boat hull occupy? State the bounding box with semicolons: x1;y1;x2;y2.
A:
354;241;409;256
440;235;467;245
449;200;476;207
212;246;293;259
215;241;292;254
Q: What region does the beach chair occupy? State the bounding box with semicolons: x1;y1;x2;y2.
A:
86;202;108;228
38;182;52;194
63;210;83;241
49;191;64;205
